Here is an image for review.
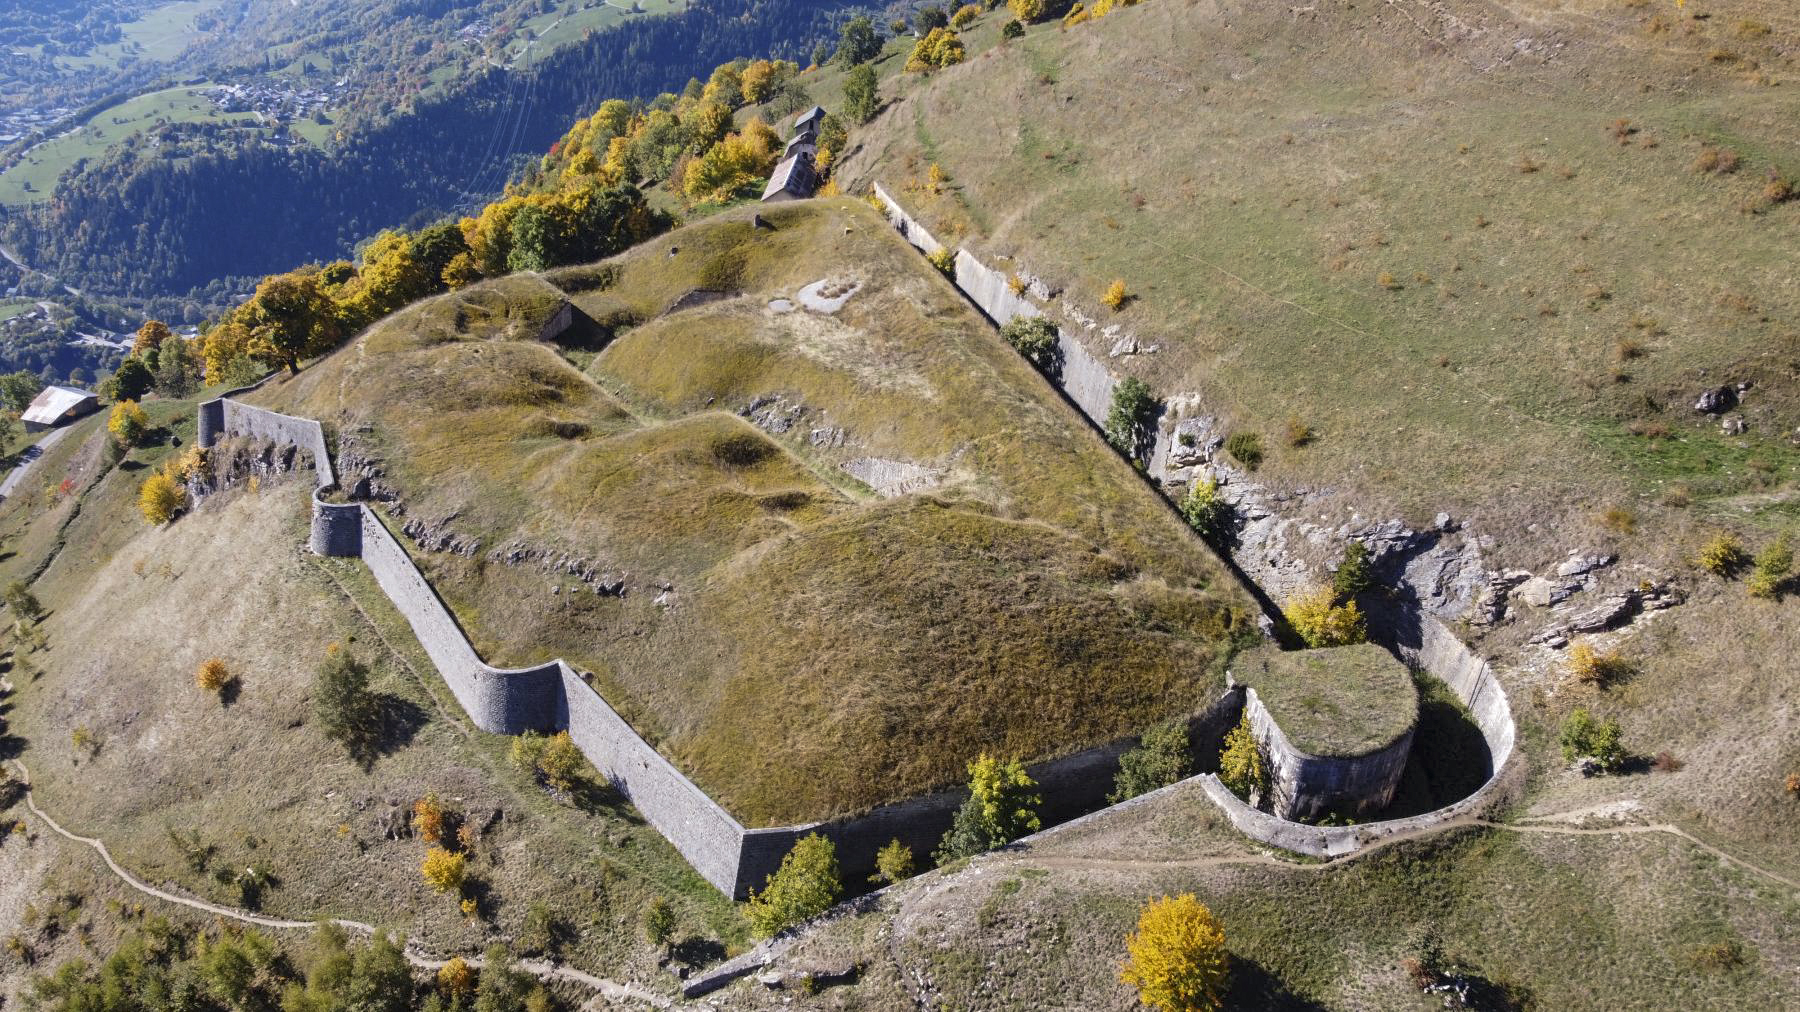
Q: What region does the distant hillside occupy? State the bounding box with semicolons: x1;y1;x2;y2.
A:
0;0;855;305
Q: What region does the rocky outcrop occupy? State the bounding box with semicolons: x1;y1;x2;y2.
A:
487;540;630;597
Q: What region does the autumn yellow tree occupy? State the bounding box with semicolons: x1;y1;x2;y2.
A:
1103;279;1130;310
460;195;528;278
1284;586;1366;647
244;271;342;374
685;101;735;151
683;120;780;202
421;847;466;893
341;230;432;325
1120;894;1230;1012
437;956;475;996
906;28;967;72
201;322;255;384
413;793;447;844
441;253;483;290
1009;0;1047;22
132;320;172;358
108;400;149;447
138;472;184;525
537;731;585;791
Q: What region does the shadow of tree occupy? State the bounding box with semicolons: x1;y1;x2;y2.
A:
345;693;428;770
669;935;727;969
569;773;636;821
1224;957;1327;1011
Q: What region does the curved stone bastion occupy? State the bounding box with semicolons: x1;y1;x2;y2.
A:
1232;644;1418;822
871;183;1520;860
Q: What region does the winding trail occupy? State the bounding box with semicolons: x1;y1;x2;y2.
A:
3;758;671;1009
1004;814;1800;894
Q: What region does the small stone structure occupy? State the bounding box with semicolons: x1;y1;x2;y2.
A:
1232;645;1417;821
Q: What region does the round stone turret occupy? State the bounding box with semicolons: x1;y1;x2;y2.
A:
197;398;225;448
1231;644;1418;822
310;494;363;557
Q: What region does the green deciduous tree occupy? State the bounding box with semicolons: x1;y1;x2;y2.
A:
108;356;154;402
936;754;1042;862
1179;477;1234;544
871;839;916;885
0;370;43;413
1000;315;1058;371
745;833;842;938
313;645;381;764
843;64;880;127
1105;376;1157;461
835;15;882;66
4;580;43;622
1560;708;1626;773
1111;719;1193;803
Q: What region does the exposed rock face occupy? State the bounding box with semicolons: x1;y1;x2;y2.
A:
1556;551;1615;578
401;513;481;557
841;457;944;497
1530;584;1683;647
191;438;305;504
744;393;807;435
335;428;400;502
1694;386;1737;414
488;540;630;597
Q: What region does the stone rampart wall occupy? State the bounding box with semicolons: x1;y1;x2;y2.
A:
870;185;1118;441
558;665;748;893
200;397;336;489
733;689;1243;894
1244;687;1413;821
356;508;564;735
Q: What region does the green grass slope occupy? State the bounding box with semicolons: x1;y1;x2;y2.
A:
251;199;1259;826
835;0;1800;539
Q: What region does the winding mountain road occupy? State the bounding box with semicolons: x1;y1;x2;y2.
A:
0;425;75;501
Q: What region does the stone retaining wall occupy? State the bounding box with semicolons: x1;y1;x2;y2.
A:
356;508;565;735
735;688;1242;894
1243;686;1413;821
199;393;336;490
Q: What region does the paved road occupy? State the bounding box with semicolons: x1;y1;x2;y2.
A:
0;424;74;500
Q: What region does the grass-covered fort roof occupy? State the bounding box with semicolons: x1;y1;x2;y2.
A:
1234;644;1418;759
251;199;1260;825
